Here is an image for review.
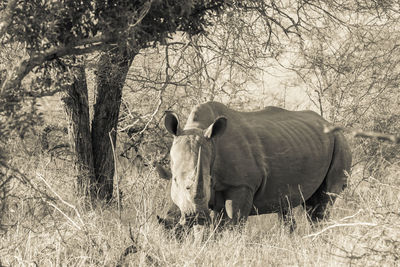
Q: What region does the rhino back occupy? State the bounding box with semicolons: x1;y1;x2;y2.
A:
250;110;334;212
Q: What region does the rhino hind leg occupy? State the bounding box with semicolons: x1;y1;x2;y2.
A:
304;132;351;223
303;178;331;222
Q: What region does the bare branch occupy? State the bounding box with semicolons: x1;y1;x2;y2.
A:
309;2;346;24
134;90;163;137
127;0;152;30
36;173;84;230
1;38;111;95
24;87;64;98
304;222;378;241
109;129;122;220
324;125;400;144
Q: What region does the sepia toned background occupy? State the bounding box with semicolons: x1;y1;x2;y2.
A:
1;1;399;266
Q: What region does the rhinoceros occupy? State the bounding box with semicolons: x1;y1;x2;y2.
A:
157;101;351;230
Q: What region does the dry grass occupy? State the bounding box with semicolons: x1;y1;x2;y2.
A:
1;136;400;266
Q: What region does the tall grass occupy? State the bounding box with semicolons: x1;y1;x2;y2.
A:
1;133;400;266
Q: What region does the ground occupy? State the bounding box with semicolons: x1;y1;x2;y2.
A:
1;133;400;266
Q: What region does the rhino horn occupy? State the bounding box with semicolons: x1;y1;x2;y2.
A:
192;146;204;202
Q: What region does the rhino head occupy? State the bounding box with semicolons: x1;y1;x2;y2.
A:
158;111;227;228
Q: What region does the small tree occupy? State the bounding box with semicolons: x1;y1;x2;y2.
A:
0;0;226;202
4;0;389;204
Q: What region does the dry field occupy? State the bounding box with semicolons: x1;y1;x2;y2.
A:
2;1;400;266
1;128;399;267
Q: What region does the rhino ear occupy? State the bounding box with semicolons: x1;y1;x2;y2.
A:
204;116;227;139
165;111;179;136
155;163;172;180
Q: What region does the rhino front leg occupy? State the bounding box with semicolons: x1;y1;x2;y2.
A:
224;186;254;225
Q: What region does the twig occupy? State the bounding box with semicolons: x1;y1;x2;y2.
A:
339;209;363;222
324;125;400;144
131;44;172;137
369;177;400;191
245;243;295;253
193;214;224;262
135;90;163;136
48;202;82;230
36;173;84;229
127;0;152;30
118;118;141;133
109;129;122;220
304;222;378;241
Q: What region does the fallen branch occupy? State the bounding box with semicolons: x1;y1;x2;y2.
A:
324;125;400;144
304;222;378;241
37;173;84;230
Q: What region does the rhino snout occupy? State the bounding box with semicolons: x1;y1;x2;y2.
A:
180;211;210;227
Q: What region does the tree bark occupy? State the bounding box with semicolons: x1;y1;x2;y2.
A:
62;64;95;199
91;47;136;201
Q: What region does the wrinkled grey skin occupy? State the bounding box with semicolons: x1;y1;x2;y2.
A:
157;101;352;230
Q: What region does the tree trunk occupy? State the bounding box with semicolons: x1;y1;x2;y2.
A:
91;47;136;201
62;64;95;199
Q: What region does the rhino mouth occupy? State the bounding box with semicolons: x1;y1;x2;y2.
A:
181;211;211;227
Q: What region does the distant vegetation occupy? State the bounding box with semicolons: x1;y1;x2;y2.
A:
1;1;400;266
